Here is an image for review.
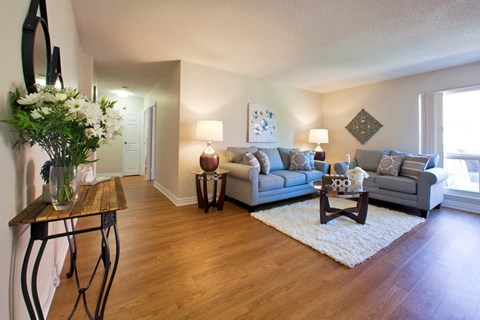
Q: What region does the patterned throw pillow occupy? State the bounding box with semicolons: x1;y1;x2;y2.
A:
288;151;312;170
243;152;260;172
255;150;271;175
376;155;404;176
308;151;315;169
400;155;429;179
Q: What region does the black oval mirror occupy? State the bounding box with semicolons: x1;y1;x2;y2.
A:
22;0;53;92
48;46;64;89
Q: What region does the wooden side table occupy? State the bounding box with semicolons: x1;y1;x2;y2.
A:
9;177;127;320
192;169;229;213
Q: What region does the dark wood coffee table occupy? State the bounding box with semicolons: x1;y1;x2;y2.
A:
310;180;378;225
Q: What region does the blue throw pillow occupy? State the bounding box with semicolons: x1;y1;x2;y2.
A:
277;147;300;169
258;148;284;171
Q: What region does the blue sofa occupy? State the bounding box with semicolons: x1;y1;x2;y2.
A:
219;146;329;211
334;149;449;218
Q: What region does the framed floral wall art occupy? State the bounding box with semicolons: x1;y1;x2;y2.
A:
248;103;276;143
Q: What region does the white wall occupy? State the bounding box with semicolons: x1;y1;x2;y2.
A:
96;94;144;176
144;62;182;198
323;62;480;166
0;0;88;318
176;61;323;201
144;60;323;205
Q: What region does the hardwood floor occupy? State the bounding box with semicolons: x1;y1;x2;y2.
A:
47;176;480;319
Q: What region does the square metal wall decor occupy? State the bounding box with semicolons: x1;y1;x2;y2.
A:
345;108;383;144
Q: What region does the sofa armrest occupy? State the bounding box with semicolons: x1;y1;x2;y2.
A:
219;162;259;181
417;167;449;211
314;160;330;174
418;167;449;186
333;161;357;174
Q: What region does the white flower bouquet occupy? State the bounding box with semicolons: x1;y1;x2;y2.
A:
3;85;122;167
2;85;123;208
346;167;369;181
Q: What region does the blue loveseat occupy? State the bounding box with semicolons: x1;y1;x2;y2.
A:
219;146;329;211
334;149;449;218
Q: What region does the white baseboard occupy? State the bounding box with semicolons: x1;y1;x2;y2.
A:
96;172;122;178
443;199;480;214
153;182;197;206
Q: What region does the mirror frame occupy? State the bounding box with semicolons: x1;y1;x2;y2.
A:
49;46;64;88
22;0;64;92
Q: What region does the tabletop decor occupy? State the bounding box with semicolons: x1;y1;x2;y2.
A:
309;128;329;161
346;166;369;185
195;120;223;172
2;85;122;209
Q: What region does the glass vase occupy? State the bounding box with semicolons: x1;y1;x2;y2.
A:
49;166;79;210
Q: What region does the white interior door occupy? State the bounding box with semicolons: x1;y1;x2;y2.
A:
123;110;142;176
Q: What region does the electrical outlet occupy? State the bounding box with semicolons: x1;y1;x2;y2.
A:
52;276;60;288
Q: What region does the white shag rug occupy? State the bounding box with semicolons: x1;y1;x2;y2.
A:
251;198;425;268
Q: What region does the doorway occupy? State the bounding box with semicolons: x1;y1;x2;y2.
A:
144;103;156;181
123;110;142;176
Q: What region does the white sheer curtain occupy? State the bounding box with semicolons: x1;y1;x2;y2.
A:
419;92;444;167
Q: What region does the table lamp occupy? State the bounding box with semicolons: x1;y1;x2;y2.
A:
196;120;223;172
309;129;329;161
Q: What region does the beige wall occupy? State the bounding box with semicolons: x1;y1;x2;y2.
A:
323;62;480;166
144;62;182;197
177;61;323;200
96;94;144;175
0;0;87;318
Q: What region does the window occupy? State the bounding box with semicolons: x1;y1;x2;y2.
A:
443;90;480;194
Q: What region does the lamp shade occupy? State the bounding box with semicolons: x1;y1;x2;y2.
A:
309;129;329;144
195;120;223;142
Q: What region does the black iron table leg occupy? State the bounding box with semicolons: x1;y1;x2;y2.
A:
21;238;36;319
64;219;77;278
98;223;120;318
20;212;121;320
11;176;127;320
21;222;49;320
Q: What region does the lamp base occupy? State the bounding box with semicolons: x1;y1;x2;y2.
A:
314;151;326;161
200;151;219;172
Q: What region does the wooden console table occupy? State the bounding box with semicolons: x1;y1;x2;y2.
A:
192;169;228;213
9;177;127;320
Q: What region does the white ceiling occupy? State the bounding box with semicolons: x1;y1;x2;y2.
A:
71;0;480;97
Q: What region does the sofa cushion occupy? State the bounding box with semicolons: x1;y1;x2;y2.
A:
278;147;300;169
375;175;417;194
376;155;404;176
355;149;390;172
258;174;284;191
255;150;271;175
227;146;258;163
243;152;260;173
289;150;312;170
259;148;284;171
400;155;429;180
271;170;306;187
296;170;323;183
